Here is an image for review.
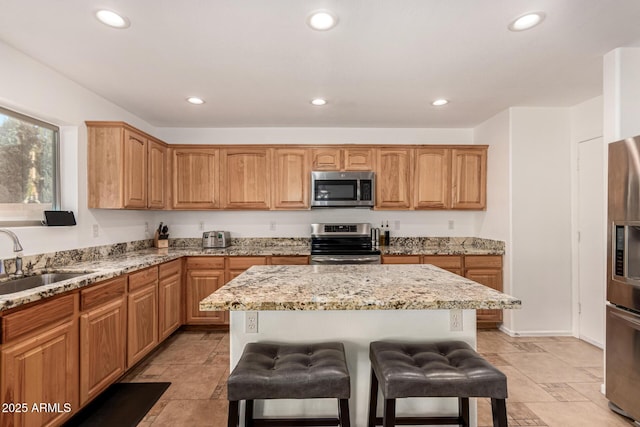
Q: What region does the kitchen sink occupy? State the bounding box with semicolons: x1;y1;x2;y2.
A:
0;272;91;295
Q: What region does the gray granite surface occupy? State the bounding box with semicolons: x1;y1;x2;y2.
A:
200;264;521;311
0;236;506;312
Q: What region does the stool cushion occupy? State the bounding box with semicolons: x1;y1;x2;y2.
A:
228;342;350;401
370;340;507;399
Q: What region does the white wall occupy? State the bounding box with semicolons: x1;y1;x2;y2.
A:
473;110;512;329
0;40;155;258
153;127;489;238
510;107;573;334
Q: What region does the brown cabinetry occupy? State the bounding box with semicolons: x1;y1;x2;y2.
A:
185;257;227;325
272;148;310;210
79;277;127;405
1;295;79;427
226;256;268;282
127;267;159;368
464;255;503;328
87;122;168;209
451;148;487;209
414;148;451;209
270;256;309;265
221;148;271;209
375;148;413;209
311;147;374;171
382;255;421;264
158;260;183;341
171;147;220;209
423;255;463;275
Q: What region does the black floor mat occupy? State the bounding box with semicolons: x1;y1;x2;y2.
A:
63;382;170;427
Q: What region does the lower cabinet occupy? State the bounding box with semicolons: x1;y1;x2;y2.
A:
423;255;463;276
159;260;183;341
127;267;159;368
79;277;127;405
226;256;268;282
382;255;421;264
464;255;503;328
1;296;78;427
185;257;227;325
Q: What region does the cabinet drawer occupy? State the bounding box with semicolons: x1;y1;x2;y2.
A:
270;256;308;265
423;255;463;269
128;266;159;291
227;257;268;270
81;276;127;311
465;255;502;269
159;259;182;279
186;257;225;270
2;293;77;343
382;255;421;264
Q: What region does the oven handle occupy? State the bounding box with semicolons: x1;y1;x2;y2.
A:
311;256;381;265
610;308;640;331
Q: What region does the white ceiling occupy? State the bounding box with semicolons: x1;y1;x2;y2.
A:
2;1;640;128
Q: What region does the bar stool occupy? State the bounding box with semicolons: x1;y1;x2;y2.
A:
367;340;508;427
228;341;351;427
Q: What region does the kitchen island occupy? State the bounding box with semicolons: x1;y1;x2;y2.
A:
200;264;521;426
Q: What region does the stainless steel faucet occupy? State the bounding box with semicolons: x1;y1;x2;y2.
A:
0;229;24;277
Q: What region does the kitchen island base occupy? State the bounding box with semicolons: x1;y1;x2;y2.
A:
229;309;478;427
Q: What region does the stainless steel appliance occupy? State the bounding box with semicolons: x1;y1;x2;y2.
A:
310;171;375;208
310;223;381;264
606;138;640;423
202;231;231;248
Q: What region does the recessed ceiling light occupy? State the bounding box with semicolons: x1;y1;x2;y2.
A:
311;98;327;106
508;12;545;31
432;99;449;106
186;97;205;105
95;9;130;29
307;10;338;31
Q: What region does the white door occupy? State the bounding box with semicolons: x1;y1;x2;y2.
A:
577;137;606;347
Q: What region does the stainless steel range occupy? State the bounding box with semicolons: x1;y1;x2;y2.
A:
310;223;381;265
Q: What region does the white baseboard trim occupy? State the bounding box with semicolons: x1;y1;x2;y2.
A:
498;325;574;337
579;334;604;349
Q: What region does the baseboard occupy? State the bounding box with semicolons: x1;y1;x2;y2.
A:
578;334;604;349
498;325;574;337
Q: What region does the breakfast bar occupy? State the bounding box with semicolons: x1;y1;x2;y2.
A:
200;264;521;426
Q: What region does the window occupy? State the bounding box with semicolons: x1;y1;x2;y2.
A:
0;106;60;226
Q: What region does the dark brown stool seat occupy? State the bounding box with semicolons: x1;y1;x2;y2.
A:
228;341;351;427
368;340;508;427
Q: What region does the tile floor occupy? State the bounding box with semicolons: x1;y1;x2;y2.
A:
121;329;636;427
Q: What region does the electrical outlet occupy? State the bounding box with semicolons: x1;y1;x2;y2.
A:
144;222;149;233
448;220;455;230
450;309;463;331
245;311;258;333
269;221;276;231
394;220;400;230
92;224;99;238
199;221;204;231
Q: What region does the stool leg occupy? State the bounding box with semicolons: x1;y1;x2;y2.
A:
338;398;351;427
382;399;396;427
245;400;254;427
368;369;379;426
491;398;507;427
228;400;239;427
459;397;470;427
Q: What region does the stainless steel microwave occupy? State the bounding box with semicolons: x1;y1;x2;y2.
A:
310;171;375;208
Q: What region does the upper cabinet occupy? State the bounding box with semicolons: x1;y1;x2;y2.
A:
451;148;487;209
311;147;374;171
171;147;220;209
375;148;412;209
221;148;271;209
272;148;310;210
87;122;168;209
414;148;451;209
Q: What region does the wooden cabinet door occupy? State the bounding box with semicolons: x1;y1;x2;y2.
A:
451;148;487;210
375;148;412;209
148;139;167;209
414;148;451;209
80;297;126;405
273;148;310;210
344;148;373;170
123;128;147;209
127;283;158;368
185;269;226;324
382;255;421;264
222;148;271;209
159;271;182;341
465;268;503;326
1;320;78;427
423;255;463;275
311;148;341;171
172;148;220;209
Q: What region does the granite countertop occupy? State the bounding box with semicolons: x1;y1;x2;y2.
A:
200;264;521;311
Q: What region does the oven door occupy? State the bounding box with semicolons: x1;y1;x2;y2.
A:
310;254;381;265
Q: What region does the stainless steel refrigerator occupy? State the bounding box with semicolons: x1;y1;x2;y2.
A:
606;137;640;423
